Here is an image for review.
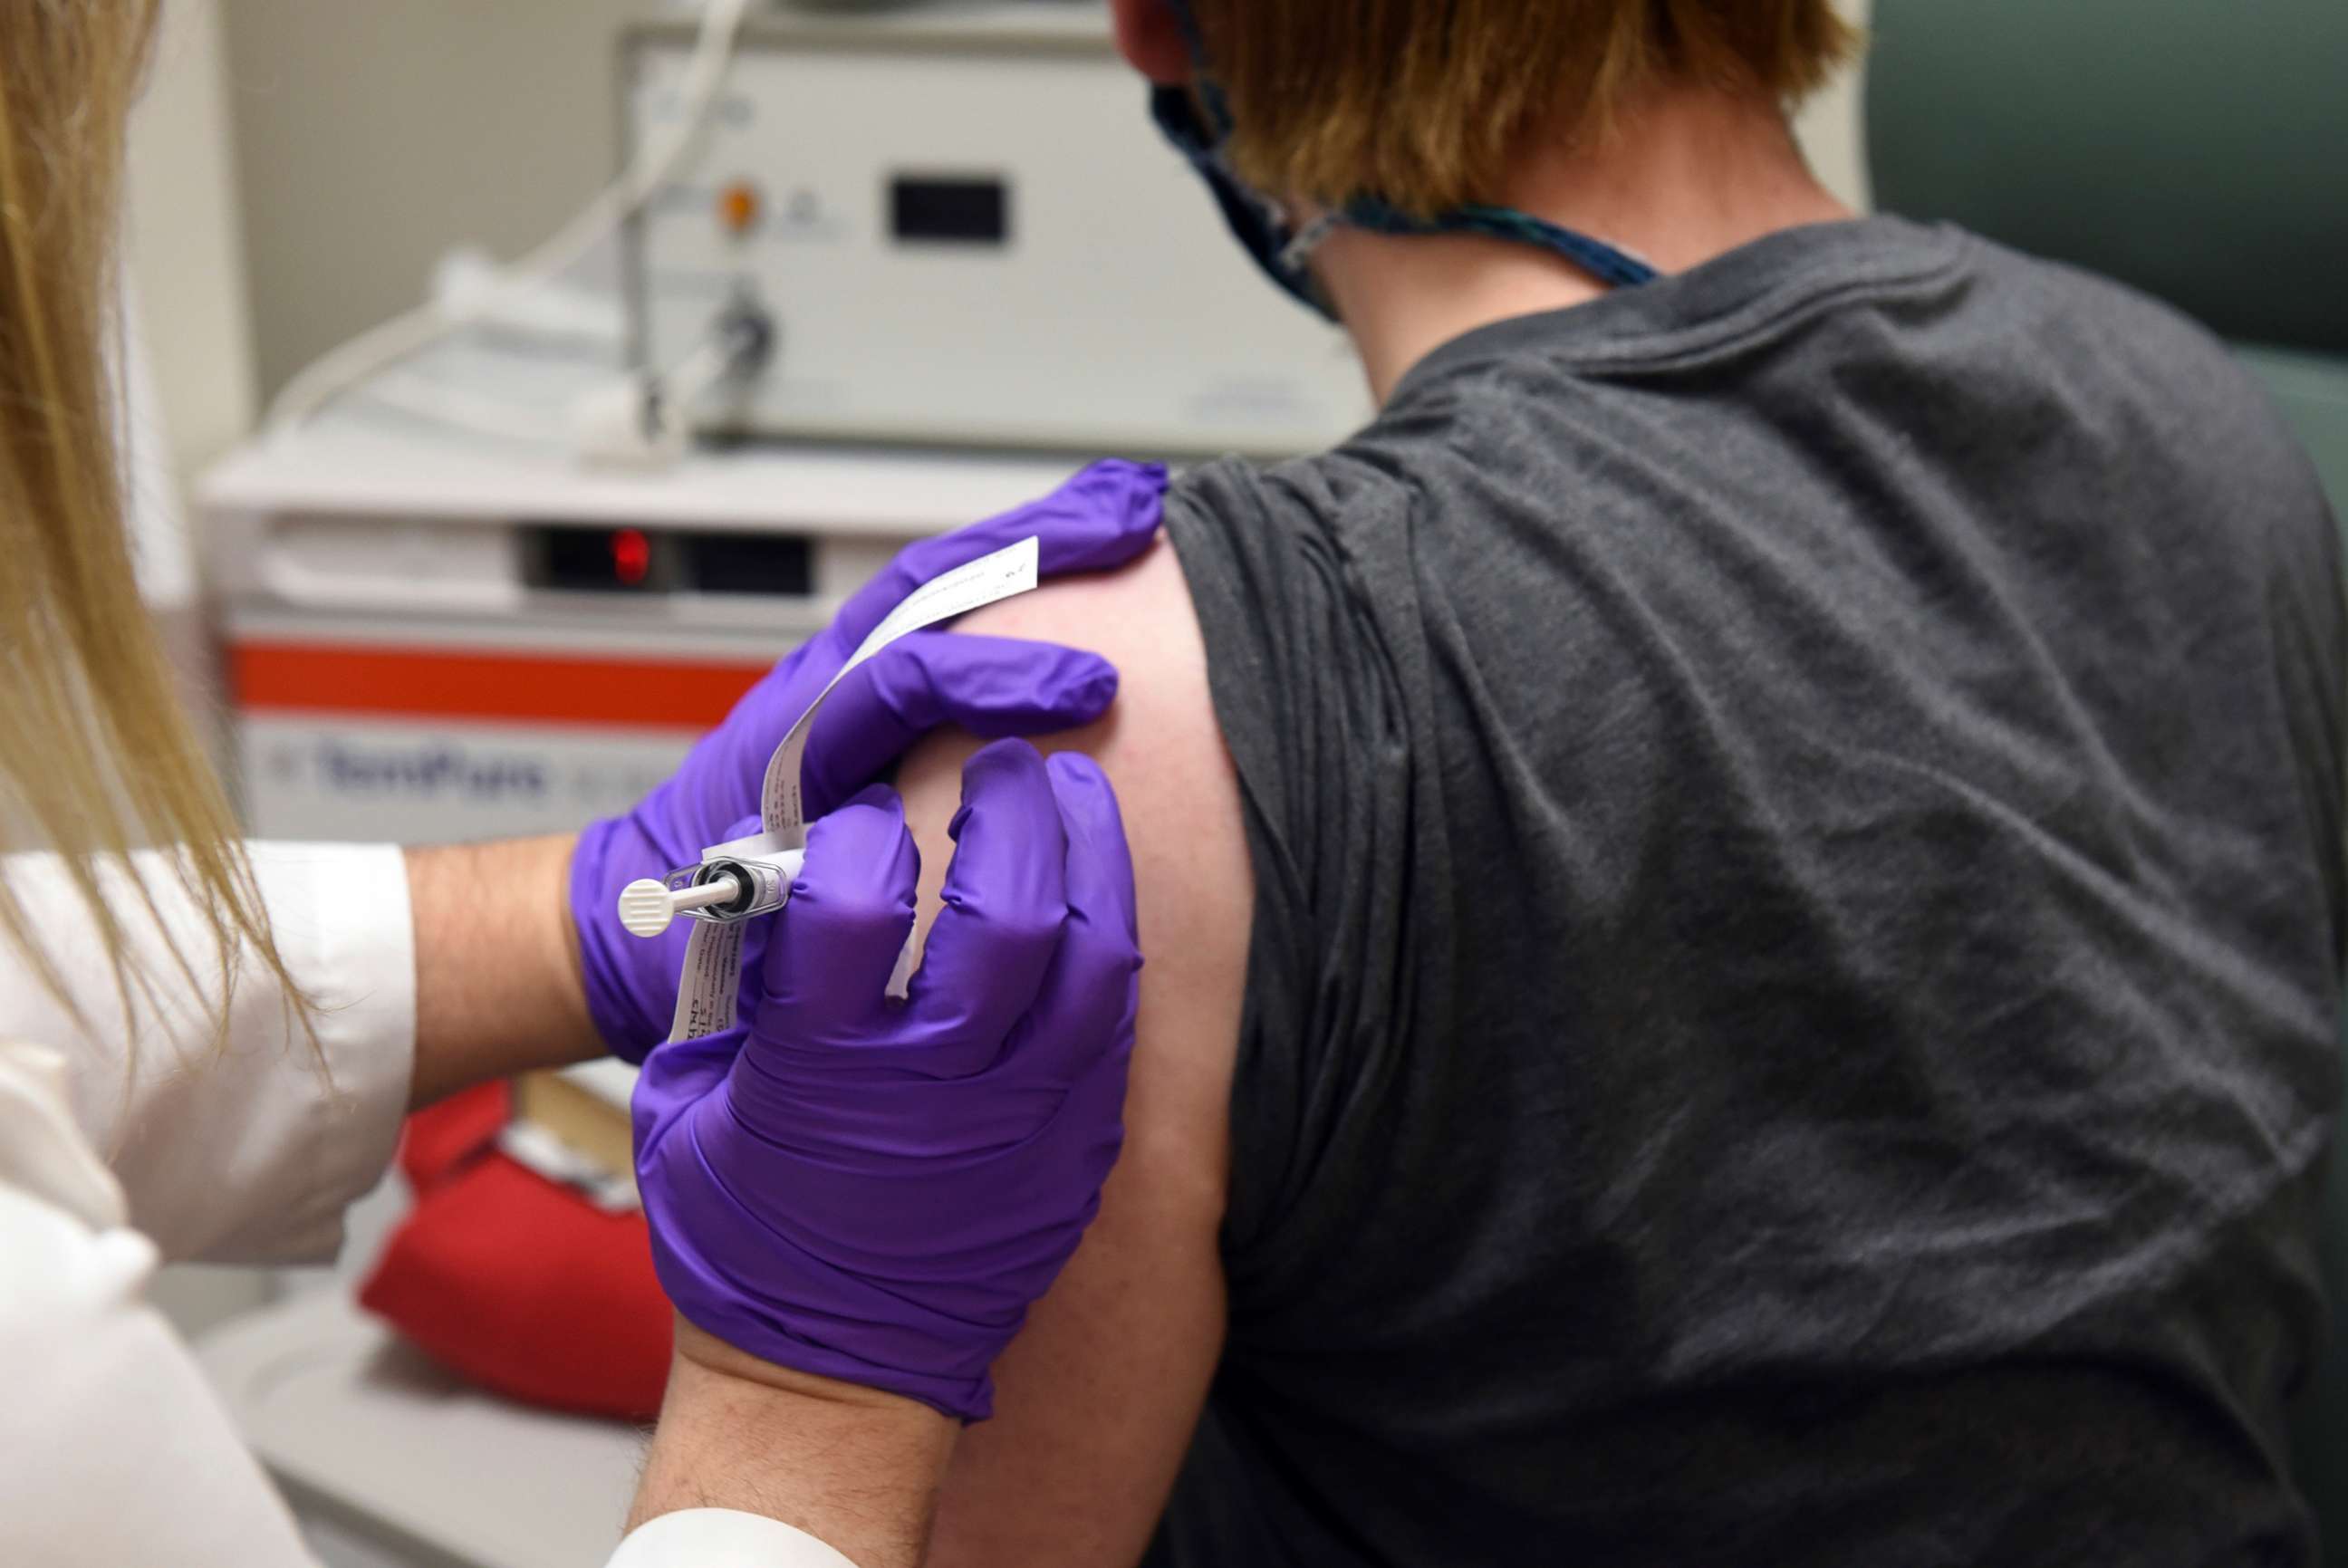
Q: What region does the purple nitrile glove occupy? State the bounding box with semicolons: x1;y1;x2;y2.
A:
633;739;1141;1420
572;458;1165;1061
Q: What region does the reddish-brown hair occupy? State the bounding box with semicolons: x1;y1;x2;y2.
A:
1188;0;1859;215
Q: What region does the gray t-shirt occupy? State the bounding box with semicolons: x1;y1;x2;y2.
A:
1152;216;2347;1566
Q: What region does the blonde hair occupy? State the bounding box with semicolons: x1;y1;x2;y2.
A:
1190;0;1860;216
0;1;307;1045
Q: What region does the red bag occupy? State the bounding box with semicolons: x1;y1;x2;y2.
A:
358;1083;672;1420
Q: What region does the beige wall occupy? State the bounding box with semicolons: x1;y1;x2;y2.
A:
220;0;648;402
129;0;257;485
1798;0;1875;213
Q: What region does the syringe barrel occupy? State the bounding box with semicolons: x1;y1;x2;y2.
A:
685;851;798;924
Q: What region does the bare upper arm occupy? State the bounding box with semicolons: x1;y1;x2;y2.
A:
893;537;1250;1566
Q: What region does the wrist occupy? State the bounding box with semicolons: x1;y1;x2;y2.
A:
631;1317;957;1568
638;1100;1006;1420
552;831;594;1036
567;811;673;1059
405;833;603;1107
671;1318;950;1419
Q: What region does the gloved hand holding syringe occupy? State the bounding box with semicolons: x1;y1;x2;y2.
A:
616;524;1145;1423
562;460;1153;1424
616;534;1046;1038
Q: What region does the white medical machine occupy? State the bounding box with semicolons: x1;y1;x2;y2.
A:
623;2;1371;455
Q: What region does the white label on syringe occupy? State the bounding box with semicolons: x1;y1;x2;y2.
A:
669;917;745;1043
665;534;1043;1044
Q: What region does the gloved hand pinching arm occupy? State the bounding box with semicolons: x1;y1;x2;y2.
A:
570;458;1164;1062
633;737;1142;1419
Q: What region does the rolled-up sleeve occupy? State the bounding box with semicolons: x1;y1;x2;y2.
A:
606;1509;862;1567
0;842;416;1264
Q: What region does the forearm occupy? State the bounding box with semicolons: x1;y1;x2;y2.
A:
632;1319;958;1568
404;834;601;1108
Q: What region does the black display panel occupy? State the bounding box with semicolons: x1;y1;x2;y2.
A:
524;525;811;597
889;175;1009;245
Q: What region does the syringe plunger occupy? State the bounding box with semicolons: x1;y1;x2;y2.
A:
619;874;741;938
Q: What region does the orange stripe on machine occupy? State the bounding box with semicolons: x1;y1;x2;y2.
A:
230;642;770;730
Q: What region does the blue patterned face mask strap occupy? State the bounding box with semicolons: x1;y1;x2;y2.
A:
1151;0;1661;314
1348;201;1661;288
1150;83;1333;315
1162;0;1234;138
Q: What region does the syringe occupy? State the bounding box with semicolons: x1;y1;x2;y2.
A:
618;847;805;938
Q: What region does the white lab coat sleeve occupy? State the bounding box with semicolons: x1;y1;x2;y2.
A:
0;842;416;1263
607;1509;863;1567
